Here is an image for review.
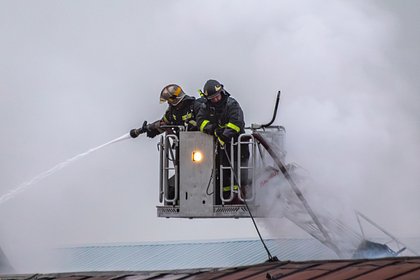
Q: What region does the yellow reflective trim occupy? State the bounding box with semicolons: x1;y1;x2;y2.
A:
223;185;239;192
182;112;192;121
226;122;240;133
200;120;210;132
172;114;177;120
189;120;197;126
163;115;168;122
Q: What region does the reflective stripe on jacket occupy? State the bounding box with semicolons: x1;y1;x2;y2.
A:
197;93;245;143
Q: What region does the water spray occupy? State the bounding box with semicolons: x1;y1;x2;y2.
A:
0;133;131;206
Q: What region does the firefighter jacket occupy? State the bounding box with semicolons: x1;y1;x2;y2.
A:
147;95;204;138
197;92;245;145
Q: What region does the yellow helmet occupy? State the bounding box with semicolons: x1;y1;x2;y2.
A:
160;84;186;106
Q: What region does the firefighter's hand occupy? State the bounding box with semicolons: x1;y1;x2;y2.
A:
203;124;215;135
146;129;159;138
215;128;228;142
214;127;223;137
214;128;228;146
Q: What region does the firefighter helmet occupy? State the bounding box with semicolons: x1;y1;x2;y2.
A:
203;79;224;100
160;84;186;106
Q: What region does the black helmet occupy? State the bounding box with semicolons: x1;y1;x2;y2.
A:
203;79;224;100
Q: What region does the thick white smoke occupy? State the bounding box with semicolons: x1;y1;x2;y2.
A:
0;0;419;273
243;0;420;258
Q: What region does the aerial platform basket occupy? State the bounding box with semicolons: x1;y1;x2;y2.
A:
156;127;286;219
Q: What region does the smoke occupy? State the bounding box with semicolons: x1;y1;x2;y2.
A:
252;131;363;258
251;0;420;255
280;2;420;238
0;0;419;273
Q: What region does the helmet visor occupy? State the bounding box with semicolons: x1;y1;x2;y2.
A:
167;96;179;105
160;84;184;104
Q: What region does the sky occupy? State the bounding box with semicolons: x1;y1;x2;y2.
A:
0;0;419;272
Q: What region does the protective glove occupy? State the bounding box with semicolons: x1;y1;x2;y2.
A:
214;128;228;146
214;127;223;138
146;129;160;138
203;123;216;135
130;121;148;138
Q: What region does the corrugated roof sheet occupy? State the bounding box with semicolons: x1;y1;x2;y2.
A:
3;257;420;279
54;238;420;273
56;239;337;272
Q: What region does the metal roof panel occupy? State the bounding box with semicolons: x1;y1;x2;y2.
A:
57;239;338;272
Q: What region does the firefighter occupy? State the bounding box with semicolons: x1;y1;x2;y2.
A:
130;84;204;204
130;84;203;138
197;79;250;204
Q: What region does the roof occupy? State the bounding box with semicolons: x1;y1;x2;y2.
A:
52;238;420;273
55;239;338;272
3;257;420;279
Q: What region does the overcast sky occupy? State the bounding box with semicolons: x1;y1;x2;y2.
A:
0;0;419;272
